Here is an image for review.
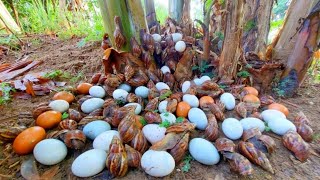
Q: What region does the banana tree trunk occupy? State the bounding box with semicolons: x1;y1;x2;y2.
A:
181;0;192;36
169;0;184;24
278;2;320;97
0;0;20;34
266;0;318;61
144;0;159;33
242;0;273;59
218;0;245;83
98;0;148;51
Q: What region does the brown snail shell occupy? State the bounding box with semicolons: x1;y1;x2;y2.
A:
59;119;77;130
204;114;219;142
46;129;69;141
163;73;175;89
166;122;196;134
69;109;83;122
144;111;161;124
235;102;247;118
166;98;178;113
130;37;142;58
147;70;160;83
144;97;159;112
127;69;149;87
215;138;236;153
88;108;103;116
125;144;141;168
170;133;189;163
90;73;102;84
126;93;138;103
282;130;310;162
130;130;148;153
33;105;52;119
170;92;183;103
0;126;26;142
105;74;122;88
64;130;86;149
77;95;93;106
118;113;138;143
124;64;135;81
294;122;313;142
106;136;128;177
223;152;253;176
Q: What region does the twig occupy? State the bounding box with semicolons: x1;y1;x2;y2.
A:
9;161;20;169
0;173;13;178
279;99;300;109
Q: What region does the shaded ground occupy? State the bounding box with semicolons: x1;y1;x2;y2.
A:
0;36;320;180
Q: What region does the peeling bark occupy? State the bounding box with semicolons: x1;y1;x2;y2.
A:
181;0;192;36
266;0;318;61
218;0;245;82
278;2;320;97
242;0;273;59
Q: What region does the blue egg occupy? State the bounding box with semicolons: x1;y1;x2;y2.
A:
83;121;111;140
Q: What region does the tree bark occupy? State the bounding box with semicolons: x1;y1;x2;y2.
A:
169;0;184;24
0;0;20;34
98;0;148;51
266;0;318;61
181;0;192;36
278;2;320;97
144;0;159;33
242;0;273;59
218;0;245;83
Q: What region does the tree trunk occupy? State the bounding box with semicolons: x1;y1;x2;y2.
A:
169;0;184;24
181;0;192;36
218;0;245;83
278;2;320;97
144;0;159;33
242;0;273;59
98;0;148;51
0;0;20;34
266;0;318;61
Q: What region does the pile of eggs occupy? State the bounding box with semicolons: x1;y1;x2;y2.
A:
11;66;306;178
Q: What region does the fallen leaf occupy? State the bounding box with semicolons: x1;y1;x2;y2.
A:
55;81;67;87
24;80;36;97
14;80;26;91
13;92;32;99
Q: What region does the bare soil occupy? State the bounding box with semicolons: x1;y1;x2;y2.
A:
0;36;319;180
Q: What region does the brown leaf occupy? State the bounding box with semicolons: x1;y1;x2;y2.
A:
14;80;26;90
24;80;35;97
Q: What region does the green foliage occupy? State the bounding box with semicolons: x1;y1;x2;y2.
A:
270;19;284;31
159;120;171;128
115;99;125;106
154;1;168;25
62;112;69;120
43;70;71;79
244;19;256;32
272;87;285;97
182;154;193;172
264;122;271;132
0;82;16;105
237;70;251;78
176;117;184;123
272;0;290;20
192;61;212;77
139;117;147;126
215;31;224;41
159;90;172;101
219;84;228;90
70;72;84;84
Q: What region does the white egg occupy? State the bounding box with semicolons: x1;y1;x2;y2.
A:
189;138;220;165
135;86;149;98
200;76;211;83
240;117;266;132
156;82;170;91
152;34;162;42
81;98;104;114
175;41;186;52
83;121;111;140
161;66;171;74
49;100;69;113
182;81;191;93
93;130;120;152
89;86;106;98
171;33;183;42
112;89;129;102
142;124;166;144
261;109;286;123
220;93;236;110
160;112;176;124
193;78;202;86
183;94;199;108
33;139;67;165
268;118;297;136
118;83;132;92
188;108;208;130
124;103;142;114
222;118;243;140
141;150;175;177
71;149;107;177
158;100;168;113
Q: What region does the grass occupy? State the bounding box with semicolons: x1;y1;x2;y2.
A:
182;154;193;172
0;82;16;105
237;70;251;78
43;70;71;79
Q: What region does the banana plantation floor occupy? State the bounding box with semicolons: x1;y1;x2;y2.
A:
1;36;320;180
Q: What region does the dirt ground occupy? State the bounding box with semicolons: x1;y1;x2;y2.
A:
0;36;320;180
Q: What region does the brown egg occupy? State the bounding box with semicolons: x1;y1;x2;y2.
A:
243;94;260;103
243;87;259;96
52;91;75;103
13;126;46;155
36;111;62;129
268;103;289;117
77;83;93;94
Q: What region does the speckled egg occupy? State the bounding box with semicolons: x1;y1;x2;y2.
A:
175;41;186;52
268;118;296;136
261;109;286;123
160;112;176;124
160;66;170;74
152;34;162;42
240;117;265;132
118;83;131;92
156;82;170;91
112;89;129;102
171;33;183;42
158;100;168;113
81;98;104;114
182;81;191;93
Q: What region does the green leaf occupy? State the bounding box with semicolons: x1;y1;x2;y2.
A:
176;117;184;123
159;120;171;128
0;82;16;105
237;70;251;78
62;112;69;120
192;66;199;71
182;154;193;172
159;90;172;101
264;126;271;132
139;117;147;126
116;99;125;105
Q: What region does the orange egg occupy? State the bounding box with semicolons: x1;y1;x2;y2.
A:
13;126;46;155
36;111;62;129
52;91;75;103
243;94;261;108
176;101;191;117
77;83;92;94
268;103;289;117
199;96;214;108
243;87;259;96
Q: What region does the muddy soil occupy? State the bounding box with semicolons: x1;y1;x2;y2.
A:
0;36;319;180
